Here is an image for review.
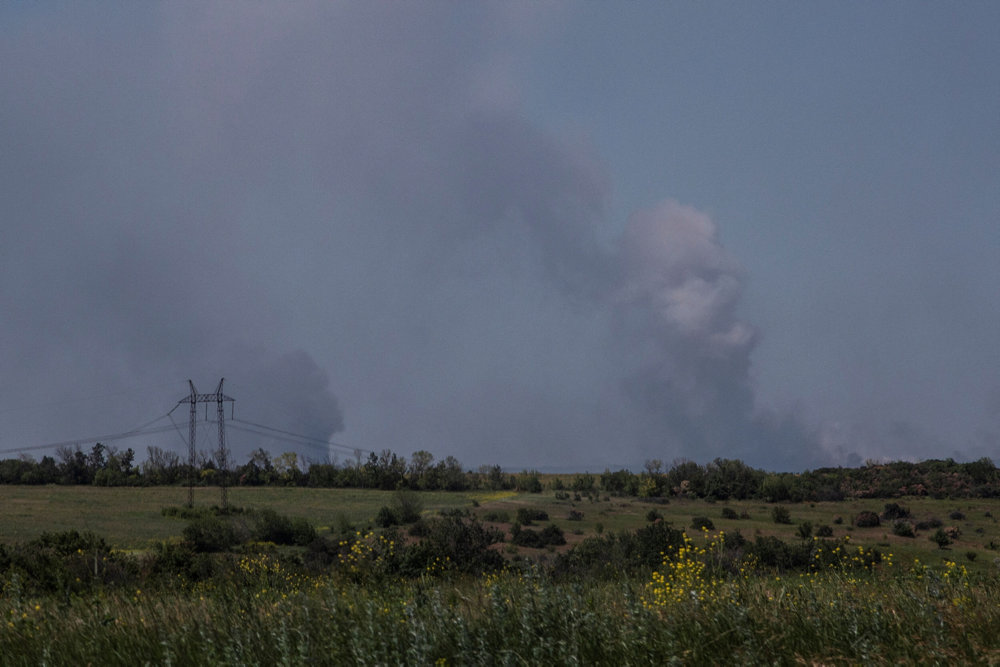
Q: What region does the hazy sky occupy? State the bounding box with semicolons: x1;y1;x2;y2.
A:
2;2;998;472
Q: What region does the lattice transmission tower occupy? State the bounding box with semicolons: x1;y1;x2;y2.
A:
176;379;234;509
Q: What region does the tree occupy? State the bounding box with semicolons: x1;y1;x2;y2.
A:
273;451;302;485
930;528;952;549
408;450;434;488
143;446;181;485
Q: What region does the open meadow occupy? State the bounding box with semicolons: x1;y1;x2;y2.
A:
3;484;1000;567
3;484;1000;663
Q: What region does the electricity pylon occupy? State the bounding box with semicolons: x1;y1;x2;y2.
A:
176;379;234;509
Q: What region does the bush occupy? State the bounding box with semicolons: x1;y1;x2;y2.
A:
930;528;952;549
771;506;792;524
691;516;715;531
541;523;566;546
408;519;430;537
3;531;134;595
949;510;966;521
796;522;813;539
29;530;109;556
375;505;399;528
391;489;424;524
251;509;316;545
510;523;566;549
721;507;739;520
551;521;685;579
567;510;584;521
645;509;663;522
882;503;911;520
481;510;510;523
516;508;549;525
404;515;504;575
854;511;881;528
183;516;242;552
915;517;942;531
815;525;834;537
892;521;915;538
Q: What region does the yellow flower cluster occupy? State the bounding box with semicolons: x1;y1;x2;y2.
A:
425;555;451;576
337;531;395;578
237;553;309;596
642;530;724;610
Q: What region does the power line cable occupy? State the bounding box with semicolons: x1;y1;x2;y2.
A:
231;418;370;455
0;421;178;455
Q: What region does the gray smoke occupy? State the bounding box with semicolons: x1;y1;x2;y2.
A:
0;3;835;471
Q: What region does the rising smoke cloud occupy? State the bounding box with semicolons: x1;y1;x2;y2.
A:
0;2;839;471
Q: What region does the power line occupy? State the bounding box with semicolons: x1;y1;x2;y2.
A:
0;419;177;455
231;418;369;456
0;388;372;466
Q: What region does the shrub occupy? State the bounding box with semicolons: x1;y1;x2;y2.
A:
796;522;813;539
691;516;715;531
510;523;565;548
915;517;942;531
892;521;915;538
405;515;504;574
515;471;543;493
252;509;316;545
815;525;834;537
966;551;977;562
854;511;880;528
645;509;663;522
391;489;424;524
375;505;398;528
515;508;549;525
408;519;430;537
481;510;510;523
29;530;109;555
882;503;911;520
721;507;739;520
183;516;241;552
551;521;685;579
771;506;792;524
949;510;966;521
540;523;566;546
567;510;584;521
930;528;952;549
571;474;596;494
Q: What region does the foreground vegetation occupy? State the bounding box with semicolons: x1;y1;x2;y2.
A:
2;524;998;664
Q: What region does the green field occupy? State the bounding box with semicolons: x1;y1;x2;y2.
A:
3;485;999;568
0;485;499;547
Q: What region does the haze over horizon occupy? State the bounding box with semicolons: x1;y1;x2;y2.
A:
2;2;998;473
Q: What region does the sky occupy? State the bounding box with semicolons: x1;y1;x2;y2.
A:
1;2;998;472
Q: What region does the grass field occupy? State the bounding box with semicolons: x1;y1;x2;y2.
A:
4;485;1000;663
2;485;999;569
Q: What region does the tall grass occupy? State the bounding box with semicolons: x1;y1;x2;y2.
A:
4;558;1000;665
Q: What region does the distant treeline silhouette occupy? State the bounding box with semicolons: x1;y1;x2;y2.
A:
0;443;997;500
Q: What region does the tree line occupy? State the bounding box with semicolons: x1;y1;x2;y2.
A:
0;443;997;500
